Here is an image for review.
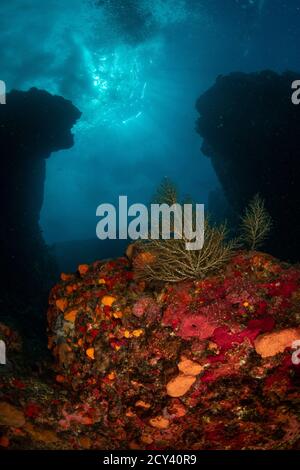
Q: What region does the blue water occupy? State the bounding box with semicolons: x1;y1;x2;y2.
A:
1;0;300;245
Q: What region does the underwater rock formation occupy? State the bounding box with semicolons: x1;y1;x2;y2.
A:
0;88;81;330
196;70;300;262
31;251;299;449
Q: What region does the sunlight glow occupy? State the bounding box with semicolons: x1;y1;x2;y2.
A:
82;46;153;128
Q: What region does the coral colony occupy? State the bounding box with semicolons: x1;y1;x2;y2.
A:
1;178;300;450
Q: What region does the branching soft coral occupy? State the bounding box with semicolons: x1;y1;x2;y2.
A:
133;178;236;282
134;220;236;282
133;183;275;283
240;194;272;250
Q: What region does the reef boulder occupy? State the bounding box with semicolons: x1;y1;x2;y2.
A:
46;251;300;450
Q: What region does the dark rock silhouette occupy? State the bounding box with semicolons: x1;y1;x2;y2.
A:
196;70;300;262
0;88;81;334
207;187;237;228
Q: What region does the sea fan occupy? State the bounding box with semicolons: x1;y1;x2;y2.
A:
240;194;272;250
134;220;236;282
133;178;236;282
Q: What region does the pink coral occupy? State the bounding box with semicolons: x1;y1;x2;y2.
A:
58;404;96;429
132;296;160;324
178;315;217;340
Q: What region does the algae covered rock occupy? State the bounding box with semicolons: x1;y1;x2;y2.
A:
46;251;300;449
0;402;25;427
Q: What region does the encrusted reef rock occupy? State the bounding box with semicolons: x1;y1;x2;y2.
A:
44;251;300;449
0;88;81;326
196;70;300;262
